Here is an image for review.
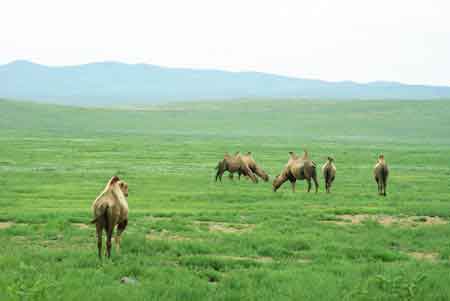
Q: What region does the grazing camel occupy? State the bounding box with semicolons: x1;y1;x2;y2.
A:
215;152;258;183
272;150;319;192
237;152;269;182
91;176;129;258
374;154;389;196
322;157;336;193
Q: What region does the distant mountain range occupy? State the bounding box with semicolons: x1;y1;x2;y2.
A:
1;60;449;105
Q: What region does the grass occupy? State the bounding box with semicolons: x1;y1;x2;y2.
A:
1;98;450;300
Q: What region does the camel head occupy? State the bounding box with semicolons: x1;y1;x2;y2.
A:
118;180;129;197
272;174;285;192
261;172;269;182
327;156;334;162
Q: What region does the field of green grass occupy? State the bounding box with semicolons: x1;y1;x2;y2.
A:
1;98;450;300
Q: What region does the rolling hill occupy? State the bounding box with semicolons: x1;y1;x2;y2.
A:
1;60;449;105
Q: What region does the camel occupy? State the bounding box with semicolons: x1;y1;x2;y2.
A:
215;152;258;183
272;150;319;192
234;152;269;182
374;154;389;196
91;176;129;258
322;157;336;193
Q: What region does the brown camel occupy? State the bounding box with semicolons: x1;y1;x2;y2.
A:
374;154;389;196
322;157;336;193
215;152;258;183
272;151;319;192
91;176;129;258
236;152;269;182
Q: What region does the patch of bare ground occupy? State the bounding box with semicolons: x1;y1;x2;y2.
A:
144;215;172;222
407;252;439;262
146;230;191;241
0;222;14;229
72;223;89;230
203;255;274;263
12;235;26;242
321;214;447;227
193;221;255;233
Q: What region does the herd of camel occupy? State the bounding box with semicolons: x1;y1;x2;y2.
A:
215;150;389;195
90;151;389;258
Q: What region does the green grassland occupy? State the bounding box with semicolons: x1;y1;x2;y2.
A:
1;99;450;300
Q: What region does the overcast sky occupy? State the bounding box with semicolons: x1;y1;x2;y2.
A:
1;0;449;85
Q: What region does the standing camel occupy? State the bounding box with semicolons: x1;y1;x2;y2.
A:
236;152;269;182
215;152;258;183
91;176;129;258
273;150;319;192
322;157;336;193
374;154;389;196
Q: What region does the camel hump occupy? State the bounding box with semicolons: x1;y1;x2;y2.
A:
289;151;298;159
302;150;308;159
108;176;120;186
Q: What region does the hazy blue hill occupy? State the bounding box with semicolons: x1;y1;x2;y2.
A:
1;60;449;105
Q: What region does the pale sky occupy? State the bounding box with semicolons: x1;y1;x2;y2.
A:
1;0;449;85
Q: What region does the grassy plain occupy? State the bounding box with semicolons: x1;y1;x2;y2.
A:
1;99;450;300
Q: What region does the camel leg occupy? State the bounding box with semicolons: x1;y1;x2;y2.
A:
383;179;387;196
105;212;115;258
215;169;220;182
216;168;224;182
115;219;128;254
243;166;258;183
289;179;296;192
106;226;113;258
307;179;312;192
313;176;319;193
96;222;103;259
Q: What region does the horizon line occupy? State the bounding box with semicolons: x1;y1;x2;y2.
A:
2;59;449;88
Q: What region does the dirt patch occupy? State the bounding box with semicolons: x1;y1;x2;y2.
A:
321;215;447;227
72;223;90;230
206;255;274;263
0;222;14;229
146;230;191;241
194;221;255;233
321;214;370;225
144;216;172;222
12;235;26;242
407;252;439;262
